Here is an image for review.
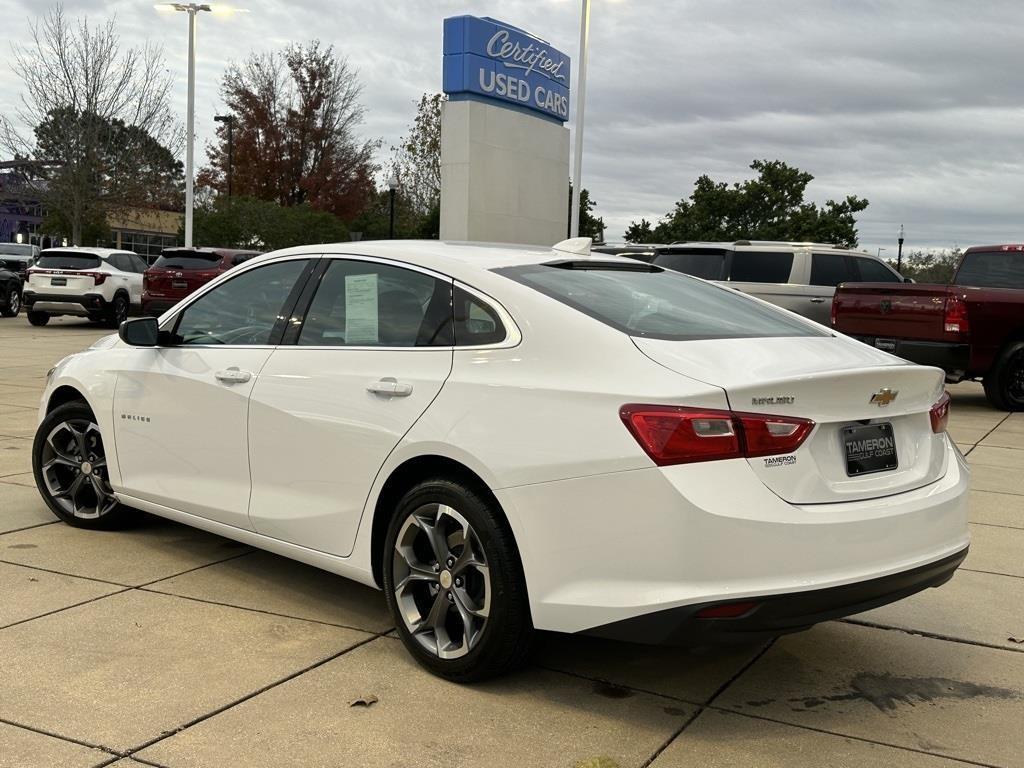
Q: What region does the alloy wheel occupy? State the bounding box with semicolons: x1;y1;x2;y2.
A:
392;503;491;659
1008;350;1024;405
8;290;19;314
39;419;118;519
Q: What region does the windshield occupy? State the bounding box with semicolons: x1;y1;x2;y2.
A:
0;245;34;259
954;251;1024;289
36;252;101;270
154;250;223;271
497;262;827;341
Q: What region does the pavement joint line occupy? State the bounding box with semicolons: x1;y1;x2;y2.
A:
0;520;59;536
968;520;1024;531
639;639;778;768
136;585;395;634
960;566;1024;580
132;549;257;589
120;629;390;759
0;715;124;760
696;702;1002;768
0;558;130;587
840;617;1024;654
0;587;133;632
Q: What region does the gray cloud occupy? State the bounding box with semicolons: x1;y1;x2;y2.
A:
1;0;1022;253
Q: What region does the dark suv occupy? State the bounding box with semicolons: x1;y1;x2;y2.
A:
0;265;22;317
143;247;262;316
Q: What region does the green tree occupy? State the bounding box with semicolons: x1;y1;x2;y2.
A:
889;248;961;283
624;218;654;243
191;197;348;250
627;160;869;247
568;185;604;240
390;93;444;219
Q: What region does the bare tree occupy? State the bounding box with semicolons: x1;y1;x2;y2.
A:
1;5;182;245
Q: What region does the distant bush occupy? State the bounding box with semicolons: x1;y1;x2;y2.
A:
888;249;961;284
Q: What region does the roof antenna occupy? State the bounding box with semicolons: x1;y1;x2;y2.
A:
551;237;592;256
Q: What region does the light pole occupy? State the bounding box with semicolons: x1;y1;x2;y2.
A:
897;224;905;273
569;0;591;239
214;114;235;198
387;176;399;239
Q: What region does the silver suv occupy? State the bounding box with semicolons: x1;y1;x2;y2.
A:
649;241;906;324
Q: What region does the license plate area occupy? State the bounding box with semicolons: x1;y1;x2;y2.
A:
171;281;188;290
873;338;897;353
50;277;66;286
843;422;898;476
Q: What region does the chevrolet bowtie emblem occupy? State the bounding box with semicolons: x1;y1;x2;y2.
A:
870;388;899;407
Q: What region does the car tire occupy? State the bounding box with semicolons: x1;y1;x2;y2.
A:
32;401;132;529
984;341;1024;411
382;477;533;682
106;294;129;328
27;310;50;326
1;286;19;317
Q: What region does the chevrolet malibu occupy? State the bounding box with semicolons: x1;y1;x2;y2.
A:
32;240;969;681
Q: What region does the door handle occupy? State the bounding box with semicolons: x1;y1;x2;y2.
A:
215;367;252;384
810;297;826;303
367;377;413;397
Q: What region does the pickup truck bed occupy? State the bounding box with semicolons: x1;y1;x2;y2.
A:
833;244;1024;410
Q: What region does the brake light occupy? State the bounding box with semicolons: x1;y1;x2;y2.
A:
92;273;107;286
619;405;815;466
943;294;969;335
143;273;150;289
930;392;951;433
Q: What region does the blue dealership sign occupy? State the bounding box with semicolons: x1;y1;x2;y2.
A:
443;16;571;123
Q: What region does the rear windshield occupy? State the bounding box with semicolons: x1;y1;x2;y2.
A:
0;245;33;259
496;262;827;341
954;251;1024;289
36;252;101;270
728;251;794;283
652;248;727;280
153;251;223;271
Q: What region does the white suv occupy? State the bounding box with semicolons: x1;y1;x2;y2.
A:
650;241;906;325
24;247;147;327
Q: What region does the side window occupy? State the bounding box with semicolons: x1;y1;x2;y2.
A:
130;254;148;273
728;251;794;283
454;286;506;346
809;253;852;287
297;259;453;347
107;254;126;272
173;259;308;346
853;257;900;282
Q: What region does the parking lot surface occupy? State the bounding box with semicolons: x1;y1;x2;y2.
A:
1;317;1022;768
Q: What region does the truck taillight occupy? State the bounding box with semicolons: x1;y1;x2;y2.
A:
619;405;815;466
830;295;839;326
930;392;951;433
944;294;969;335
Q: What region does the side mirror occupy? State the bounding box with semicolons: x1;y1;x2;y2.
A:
119;316;159;347
904;276;915;283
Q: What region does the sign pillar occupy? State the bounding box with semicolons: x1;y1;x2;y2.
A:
440;16;571;246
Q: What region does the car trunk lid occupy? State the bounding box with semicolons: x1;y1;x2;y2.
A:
633;335;949;504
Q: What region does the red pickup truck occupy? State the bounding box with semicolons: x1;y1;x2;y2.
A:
832;244;1024;410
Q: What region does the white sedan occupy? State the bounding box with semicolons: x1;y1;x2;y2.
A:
31;239;969;681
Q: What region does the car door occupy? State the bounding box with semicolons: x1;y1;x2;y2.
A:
247;256;455;557
723;249;804;311
112;257;314;528
798;251;855;324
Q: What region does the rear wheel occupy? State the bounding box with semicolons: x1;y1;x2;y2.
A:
1;286;19;317
984;341;1024;411
27;310;50;326
382;478;533;682
106;294;129;328
32;402;131;529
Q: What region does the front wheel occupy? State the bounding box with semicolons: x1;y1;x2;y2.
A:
382;478;533;682
27;310;49;326
984;341;1024;411
32;402;131;528
1;287;20;317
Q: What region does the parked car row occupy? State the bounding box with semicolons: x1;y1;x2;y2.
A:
0;244;261;327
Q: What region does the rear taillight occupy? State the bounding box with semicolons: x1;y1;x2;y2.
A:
930;392;951;433
143;273;150;289
92;273;107;286
619;405;815;466
830;294;839;326
943;294;969;335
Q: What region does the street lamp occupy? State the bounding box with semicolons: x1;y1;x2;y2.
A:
156;4;248;247
897;224;905;273
214;114;235;198
569;0;591;239
387;176;399;239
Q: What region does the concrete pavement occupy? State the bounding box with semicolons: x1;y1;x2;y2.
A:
1;317;1022;767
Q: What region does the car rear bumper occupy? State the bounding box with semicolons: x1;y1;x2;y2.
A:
583;547;967;645
497;437;969;637
852;336;971;381
23;292;109;316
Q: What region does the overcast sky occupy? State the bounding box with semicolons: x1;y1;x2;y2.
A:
1;0;1022;254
